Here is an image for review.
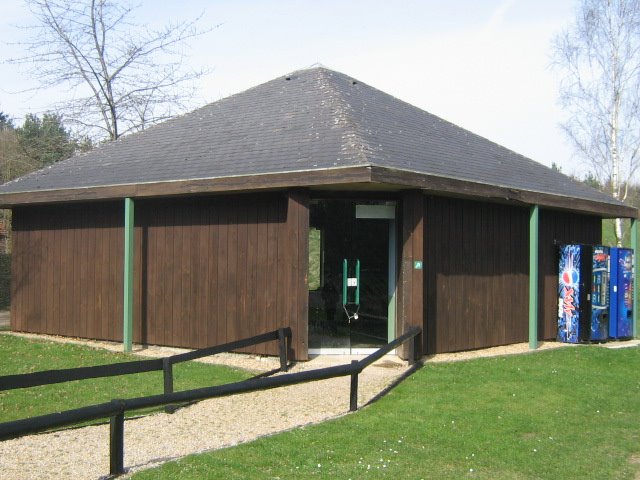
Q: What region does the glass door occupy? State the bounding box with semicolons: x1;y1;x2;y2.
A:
308;199;396;354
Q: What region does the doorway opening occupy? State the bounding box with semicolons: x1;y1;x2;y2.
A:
308;199;397;354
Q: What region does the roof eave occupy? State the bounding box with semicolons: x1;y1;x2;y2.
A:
0;165;635;219
0;166;375;207
369;166;638;219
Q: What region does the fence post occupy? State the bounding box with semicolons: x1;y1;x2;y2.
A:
162;358;174;395
349;360;359;412
407;332;415;366
277;328;288;372
162;358;175;414
407;330;421;366
109;404;125;476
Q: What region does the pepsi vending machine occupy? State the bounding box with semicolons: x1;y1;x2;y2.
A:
609;247;633;339
557;244;610;343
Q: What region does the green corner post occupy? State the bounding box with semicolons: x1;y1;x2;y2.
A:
123;197;135;352
529;205;539;349
632;217;639;339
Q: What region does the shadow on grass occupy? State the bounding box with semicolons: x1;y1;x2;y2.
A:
362;359;424;409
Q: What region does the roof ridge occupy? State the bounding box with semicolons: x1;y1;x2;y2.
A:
314;68;376;166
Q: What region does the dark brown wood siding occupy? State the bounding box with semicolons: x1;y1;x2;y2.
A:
136;192;308;358
11;202;124;339
424;197;530;353
11;191;309;359
538;209;601;340
397;191;425;357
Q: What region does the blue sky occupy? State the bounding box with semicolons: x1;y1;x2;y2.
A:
0;0;584;174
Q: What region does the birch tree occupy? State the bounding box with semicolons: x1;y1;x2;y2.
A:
553;0;640;245
10;0;211;141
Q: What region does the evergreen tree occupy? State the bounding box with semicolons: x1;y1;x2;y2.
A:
0;112;13;131
16;113;77;167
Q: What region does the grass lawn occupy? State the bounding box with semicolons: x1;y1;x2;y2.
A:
0;334;252;423
308;227;321;290
134;345;640;480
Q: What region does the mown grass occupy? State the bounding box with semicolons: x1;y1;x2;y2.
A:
0;334;252;423
602;218;632;247
134;345;640;480
308;227;321;290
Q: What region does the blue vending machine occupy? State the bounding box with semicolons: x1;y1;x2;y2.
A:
557;244;610;343
558;244;588;343
609;247;633;339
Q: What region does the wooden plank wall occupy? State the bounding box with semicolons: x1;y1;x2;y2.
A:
11;202;124;340
11;191;599;359
11;191;309;359
424;196;529;353
538;209;601;340
397;191;424;357
136;191;309;358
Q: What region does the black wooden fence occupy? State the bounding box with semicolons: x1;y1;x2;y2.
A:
0;326;421;477
0;327;291;393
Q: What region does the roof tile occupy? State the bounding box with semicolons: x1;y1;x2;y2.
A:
0;67;622;207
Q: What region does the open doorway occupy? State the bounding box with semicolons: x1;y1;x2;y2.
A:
308;199;397;354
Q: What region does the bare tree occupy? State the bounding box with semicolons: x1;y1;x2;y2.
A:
552;0;640;245
10;0;212;141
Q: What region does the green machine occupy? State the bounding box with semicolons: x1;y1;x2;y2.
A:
342;258;361;322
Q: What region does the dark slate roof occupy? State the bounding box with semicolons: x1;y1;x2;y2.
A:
0;66;625;209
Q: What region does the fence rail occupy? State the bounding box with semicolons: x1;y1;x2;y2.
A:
0;358;164;391
0;325;421;477
0;327;291;392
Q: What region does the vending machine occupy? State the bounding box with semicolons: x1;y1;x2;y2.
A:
557;244;610;343
590;246;610;341
558;244;588;343
609;247;633;339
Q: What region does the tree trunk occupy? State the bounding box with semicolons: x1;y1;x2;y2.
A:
610;65;622;246
614;217;624;247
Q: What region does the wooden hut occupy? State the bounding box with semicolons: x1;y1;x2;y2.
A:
0;67;635;360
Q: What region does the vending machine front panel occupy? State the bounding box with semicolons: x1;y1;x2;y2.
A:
558;244;583;343
590;246;609;341
610;247;633;339
618;248;634;338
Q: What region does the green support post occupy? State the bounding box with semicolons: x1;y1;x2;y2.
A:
355;259;360;305
342;259;348;305
123;198;134;352
632;218;639;339
529;205;539;349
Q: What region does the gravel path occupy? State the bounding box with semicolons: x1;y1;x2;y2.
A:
0;335;412;479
